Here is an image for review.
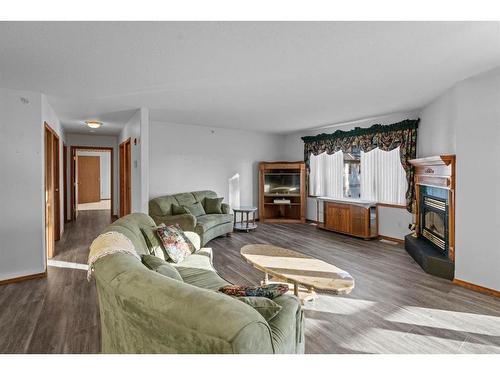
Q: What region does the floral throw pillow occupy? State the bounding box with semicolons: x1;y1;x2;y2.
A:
156;225;195;263
219;284;289;299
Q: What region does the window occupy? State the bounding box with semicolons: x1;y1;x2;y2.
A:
343;149;361;198
360;147;407;205
309;147;407;205
309;151;343;197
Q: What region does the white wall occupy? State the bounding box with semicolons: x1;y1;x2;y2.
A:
65;134;119;216
76;150;111;200
281;110;420;240
0;88;46;280
419;66;500;291
149;122;284;210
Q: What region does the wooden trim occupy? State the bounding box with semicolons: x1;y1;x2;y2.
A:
376;202;406;209
0;271;47;286
378;235;404;244
119;138;132;217
63;144;68;223
70;146;114;220
453;279;500;298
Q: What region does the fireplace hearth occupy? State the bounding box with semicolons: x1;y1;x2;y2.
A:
405;155;455;280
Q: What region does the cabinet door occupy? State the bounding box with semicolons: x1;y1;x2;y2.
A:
325;202;350;233
325;202;337;229
336;205;351;233
350;205;367;237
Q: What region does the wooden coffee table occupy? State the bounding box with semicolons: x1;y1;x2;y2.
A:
241;244;354;301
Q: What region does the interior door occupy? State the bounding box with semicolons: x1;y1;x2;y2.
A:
119;139;132;216
44;125;55;259
53;135;60;241
78;156;101;203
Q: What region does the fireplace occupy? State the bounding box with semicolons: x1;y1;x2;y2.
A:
405;155;455;280
420;187;448;255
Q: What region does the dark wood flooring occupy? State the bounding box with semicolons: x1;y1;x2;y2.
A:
1;210;499;353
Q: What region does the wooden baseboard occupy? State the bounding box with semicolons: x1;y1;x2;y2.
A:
453;278;500;298
378;235;404;244
0;271;47;286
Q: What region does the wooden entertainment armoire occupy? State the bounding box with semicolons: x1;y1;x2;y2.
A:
258;161;306;223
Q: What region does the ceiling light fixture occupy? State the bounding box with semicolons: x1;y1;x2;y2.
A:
85;120;102;129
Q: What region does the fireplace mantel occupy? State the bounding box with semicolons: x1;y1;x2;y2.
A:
409;155;456;263
410;154;455;190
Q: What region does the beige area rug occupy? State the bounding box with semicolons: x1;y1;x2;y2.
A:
78;200;111;211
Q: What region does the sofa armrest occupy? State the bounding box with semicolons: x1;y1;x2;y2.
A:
151;213;197;231
221;203;231;215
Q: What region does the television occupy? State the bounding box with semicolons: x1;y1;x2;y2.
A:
264;173;300;195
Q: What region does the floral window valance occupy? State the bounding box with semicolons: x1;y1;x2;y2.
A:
302;119;419;212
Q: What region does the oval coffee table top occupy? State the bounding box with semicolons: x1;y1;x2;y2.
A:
240;244;354;295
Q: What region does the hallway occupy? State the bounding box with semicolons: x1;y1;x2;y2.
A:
0;210;110;353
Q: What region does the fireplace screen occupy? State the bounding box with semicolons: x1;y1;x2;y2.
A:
421;195;448;252
424;211;445;238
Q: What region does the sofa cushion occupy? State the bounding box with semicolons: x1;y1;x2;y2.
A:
204;197;224;214
176;267;228;291
171;204;187;215
156;225;194;263
174;248;214;271
140;224;166;259
236;297;282;322
195;214;233;233
173;192;197;207
183;202;206;217
141;254;183;282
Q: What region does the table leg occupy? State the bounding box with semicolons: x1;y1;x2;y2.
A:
246;211;249;228
233;212;236;227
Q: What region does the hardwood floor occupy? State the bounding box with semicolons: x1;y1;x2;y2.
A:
0;210;499;353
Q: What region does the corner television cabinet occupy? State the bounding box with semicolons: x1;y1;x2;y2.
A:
258;161;306;223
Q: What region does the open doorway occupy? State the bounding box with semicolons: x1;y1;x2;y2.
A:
70;146;114;220
44;123;60;259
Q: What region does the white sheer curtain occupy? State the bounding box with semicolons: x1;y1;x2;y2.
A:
360;147;407;205
309;151;343;197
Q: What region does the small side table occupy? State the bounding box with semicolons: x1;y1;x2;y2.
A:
233;206;258;232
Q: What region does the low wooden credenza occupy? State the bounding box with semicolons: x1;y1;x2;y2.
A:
317;197;378;240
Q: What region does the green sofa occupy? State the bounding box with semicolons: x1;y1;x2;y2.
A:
92;213;305;354
149;190;233;246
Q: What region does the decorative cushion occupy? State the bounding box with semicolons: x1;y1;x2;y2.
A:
204;197;224;214
156;225;195;263
171;204;187;215
183;202;206;217
219;284;289;299
140;224;166;260
236;297;282;321
141;254;183;282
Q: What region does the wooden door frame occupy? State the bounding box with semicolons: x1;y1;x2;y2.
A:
70;146;114;221
44;122;60;259
119;138;132;217
63;144;69;222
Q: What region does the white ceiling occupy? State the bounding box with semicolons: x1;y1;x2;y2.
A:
1;21;499;135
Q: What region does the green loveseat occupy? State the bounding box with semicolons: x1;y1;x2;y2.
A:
92;213;305;354
149;190;233;246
